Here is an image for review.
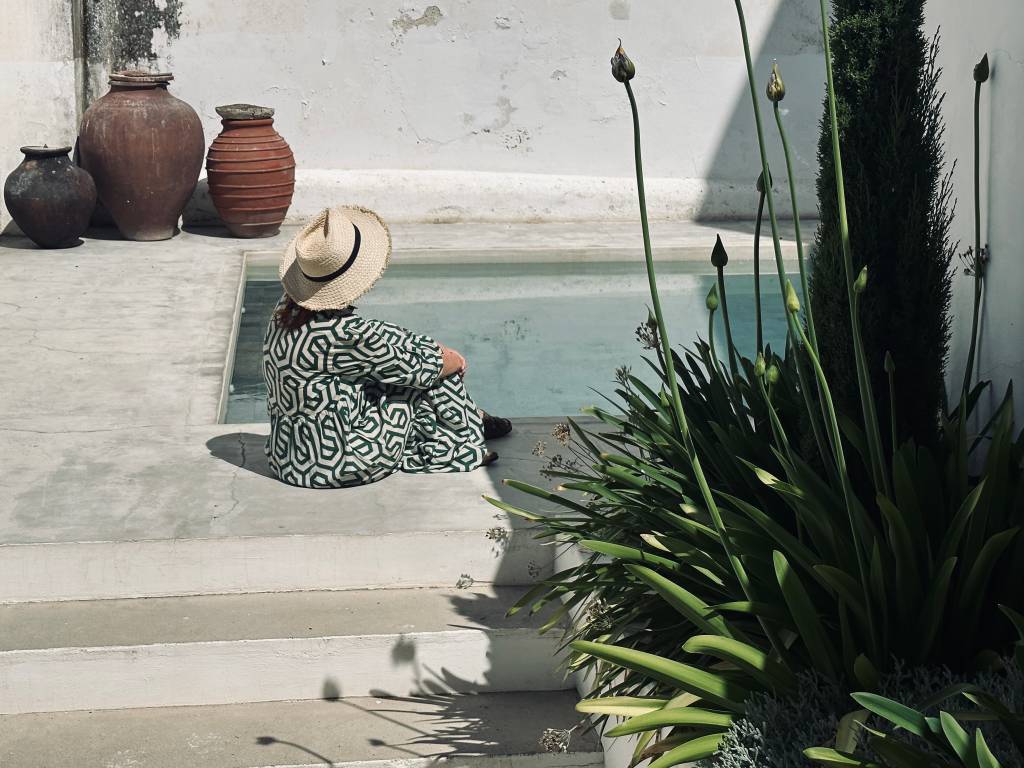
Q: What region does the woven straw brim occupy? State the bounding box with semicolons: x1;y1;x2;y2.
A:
280;206;392;311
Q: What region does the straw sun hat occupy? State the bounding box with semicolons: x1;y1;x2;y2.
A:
280;206;392;311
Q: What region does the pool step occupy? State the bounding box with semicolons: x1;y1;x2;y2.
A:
0;691;602;768
0;587;569;715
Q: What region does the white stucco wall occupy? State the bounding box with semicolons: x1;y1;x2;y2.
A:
926;0;1024;418
93;0;826;222
0;0;79;230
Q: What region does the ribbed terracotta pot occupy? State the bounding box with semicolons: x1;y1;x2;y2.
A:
206;104;295;238
78;70;204;241
4;146;96;248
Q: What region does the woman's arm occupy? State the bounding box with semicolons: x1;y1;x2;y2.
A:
438;343;467;378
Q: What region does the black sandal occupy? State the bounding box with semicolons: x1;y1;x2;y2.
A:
481;412;513;440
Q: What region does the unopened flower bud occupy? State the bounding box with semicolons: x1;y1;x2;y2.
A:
706;283;720;312
884;351;895;374
711;234;729;268
785;280;800;313
853;266;867;294
754;353;766;377
611;40;635;83
766;60;786;103
766;365;780;385
974;53;989;84
756;169;772;194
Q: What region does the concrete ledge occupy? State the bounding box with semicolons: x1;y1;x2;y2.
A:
184;168;816;225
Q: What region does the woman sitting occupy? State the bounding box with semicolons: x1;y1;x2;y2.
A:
263;205;511;488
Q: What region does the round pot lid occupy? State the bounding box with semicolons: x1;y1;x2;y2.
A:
109;70;174;85
20;145;72;157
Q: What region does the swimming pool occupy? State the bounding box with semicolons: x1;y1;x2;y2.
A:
224;261;795;423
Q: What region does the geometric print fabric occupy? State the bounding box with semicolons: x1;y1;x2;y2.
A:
262;295;487;488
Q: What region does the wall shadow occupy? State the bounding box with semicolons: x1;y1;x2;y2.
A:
695;0;825;233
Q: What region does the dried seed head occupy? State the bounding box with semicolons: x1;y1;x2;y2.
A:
540;728;573;753
611;39;636;83
766;59;786;102
711;234;729;268
974;53;990;83
706;283;720;312
551;422;571;445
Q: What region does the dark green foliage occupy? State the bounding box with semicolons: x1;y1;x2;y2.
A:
810;1;955;447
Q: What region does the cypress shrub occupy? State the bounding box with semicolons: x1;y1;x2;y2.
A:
810;0;955;446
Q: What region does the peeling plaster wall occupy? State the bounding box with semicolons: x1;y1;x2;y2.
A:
0;0;79;230
112;0;826;221
926;0;1024;420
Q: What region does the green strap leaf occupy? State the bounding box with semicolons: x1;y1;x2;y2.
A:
975;728;1003;768
579;540;683;573
939;711;972;765
851;692;929;738
814;565;868;623
916;557;958;663
956;528;1020;627
626;564;735;638
575;696;668;717
804;747;879;768
606;706;733;737
709;600;792;625
570;639;748;712
836;708;869;754
681;634;795;692
774;550;838;681
648;733;725;768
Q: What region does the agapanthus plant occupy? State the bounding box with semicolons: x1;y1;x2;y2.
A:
487;4;1021;767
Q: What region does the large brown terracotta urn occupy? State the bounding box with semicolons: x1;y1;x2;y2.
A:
206;104;295;238
78;70;204;241
4;146;96;248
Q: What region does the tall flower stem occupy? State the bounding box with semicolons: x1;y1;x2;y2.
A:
716;265;740;378
708;304;721;373
753;185;766;351
732;0;791;305
622;73;788;665
816;0;890;497
962;59;988;399
773;102;817;351
787;295;879;665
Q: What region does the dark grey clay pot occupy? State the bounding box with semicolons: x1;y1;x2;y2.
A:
4;146;97;248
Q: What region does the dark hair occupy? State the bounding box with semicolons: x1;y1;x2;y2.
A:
273;295;352;330
273;295;316;330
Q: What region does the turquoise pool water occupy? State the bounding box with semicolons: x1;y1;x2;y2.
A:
225;261;794;423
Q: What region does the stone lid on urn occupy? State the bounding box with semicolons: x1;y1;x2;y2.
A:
109;70;174;87
215;104;276;120
20;145;73;157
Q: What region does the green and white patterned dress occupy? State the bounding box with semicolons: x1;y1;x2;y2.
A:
263;296;488;488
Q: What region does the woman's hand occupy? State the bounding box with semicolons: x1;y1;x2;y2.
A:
439;344;467;378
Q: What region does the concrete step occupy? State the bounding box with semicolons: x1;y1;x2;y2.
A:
0;691;602;768
0;586;570;714
1;419;568;603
